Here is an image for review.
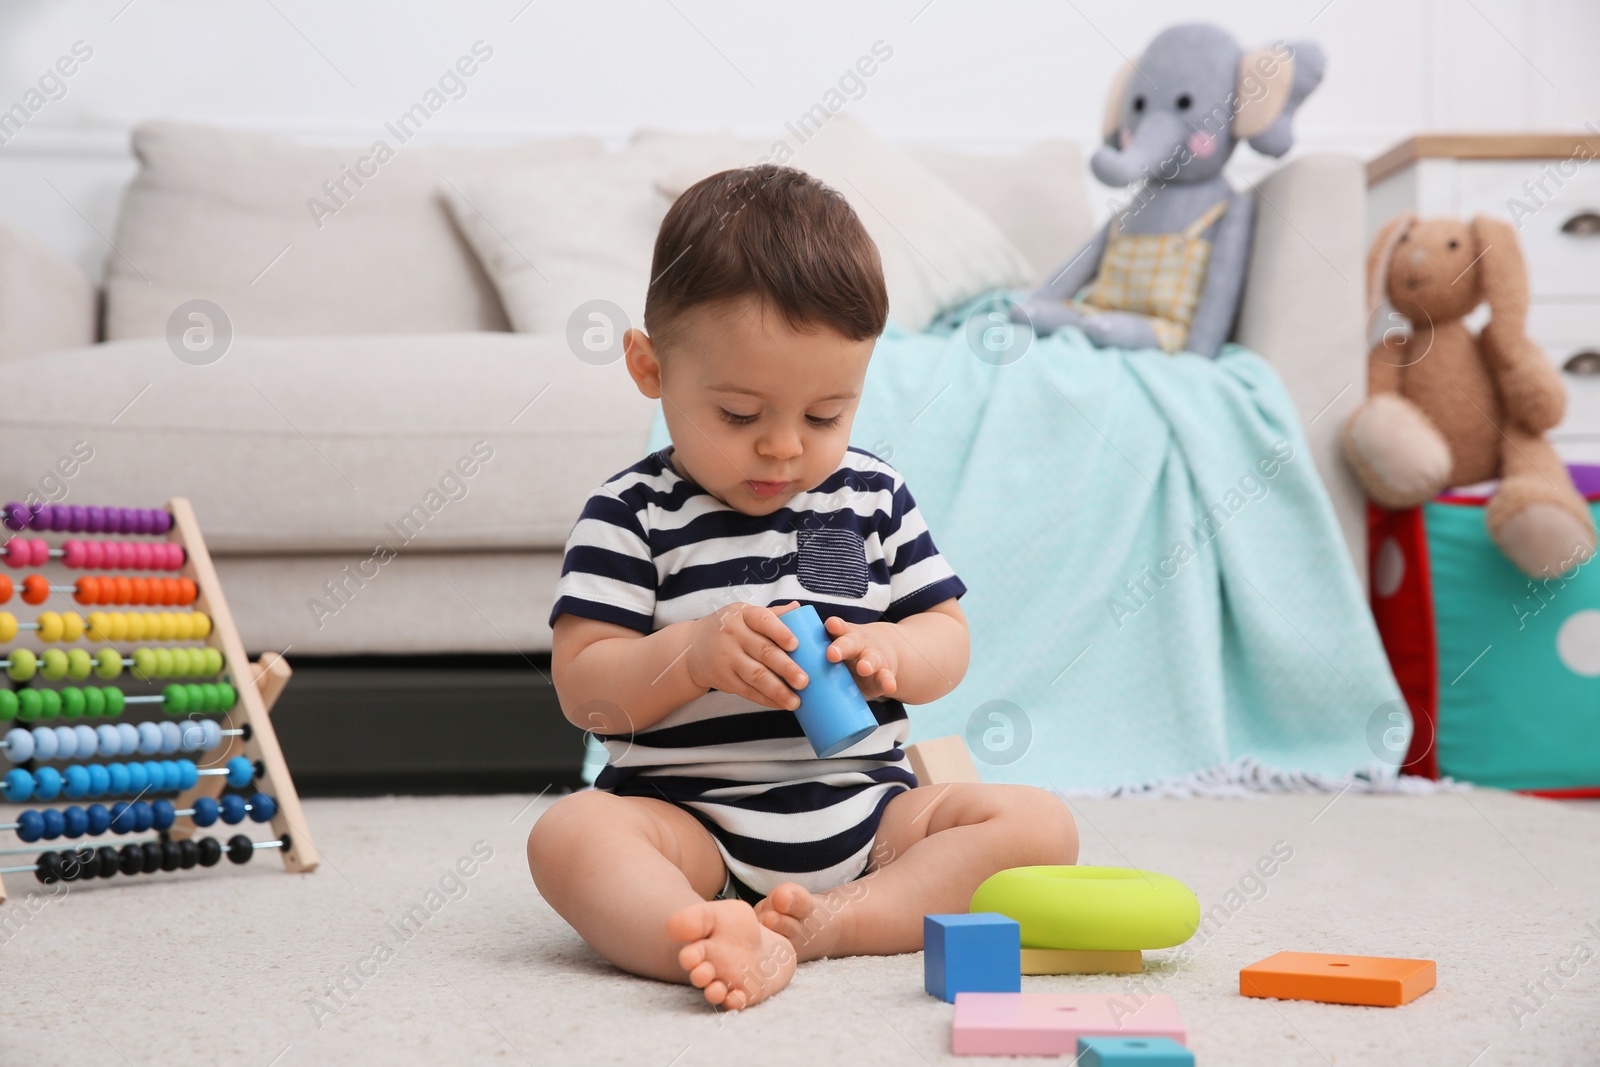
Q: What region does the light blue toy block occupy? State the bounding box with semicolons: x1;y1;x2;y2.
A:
923;912;1020;1003
1077;1035;1194;1066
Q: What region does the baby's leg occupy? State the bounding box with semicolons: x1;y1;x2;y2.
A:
758;784;1078;961
528;790;796;1009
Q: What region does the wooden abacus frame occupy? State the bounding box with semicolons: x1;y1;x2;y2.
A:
0;497;316;903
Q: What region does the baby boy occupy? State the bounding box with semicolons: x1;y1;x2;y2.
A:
528;165;1078;1009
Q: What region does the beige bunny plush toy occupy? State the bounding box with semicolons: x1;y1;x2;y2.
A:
1342;213;1597;578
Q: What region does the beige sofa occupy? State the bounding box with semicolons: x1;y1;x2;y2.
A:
0;121;1368;655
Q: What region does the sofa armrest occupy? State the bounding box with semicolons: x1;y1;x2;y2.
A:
0;219;97;360
1234;153;1368;580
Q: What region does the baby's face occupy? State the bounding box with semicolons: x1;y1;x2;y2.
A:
628;297;874;516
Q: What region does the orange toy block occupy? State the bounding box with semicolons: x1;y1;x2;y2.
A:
1240;951;1436;1007
905;735;981;786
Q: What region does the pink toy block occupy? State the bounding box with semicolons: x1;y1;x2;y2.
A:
951;993;1187;1057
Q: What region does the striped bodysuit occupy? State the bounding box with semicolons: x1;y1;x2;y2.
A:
548;446;966;898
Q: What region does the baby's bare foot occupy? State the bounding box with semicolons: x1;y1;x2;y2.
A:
756;882;857;963
666;900;797;1011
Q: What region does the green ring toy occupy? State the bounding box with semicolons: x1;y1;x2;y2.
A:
970;866;1200;951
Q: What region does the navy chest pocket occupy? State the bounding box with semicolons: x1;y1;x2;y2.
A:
796;527;870;599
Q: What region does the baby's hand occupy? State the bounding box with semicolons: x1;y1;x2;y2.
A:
823;617;900;700
686;602;806;710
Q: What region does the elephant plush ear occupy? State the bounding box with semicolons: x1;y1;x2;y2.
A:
1100;60;1135;148
1233;40;1326;157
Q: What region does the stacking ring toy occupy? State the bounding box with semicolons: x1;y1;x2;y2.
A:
970;866;1200;950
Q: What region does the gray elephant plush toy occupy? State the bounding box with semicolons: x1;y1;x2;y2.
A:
1012;23;1325;358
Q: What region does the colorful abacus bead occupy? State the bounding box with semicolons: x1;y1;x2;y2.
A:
6;648;35;681
35;648;94;680
95;648;123;679
0;611;84;643
3;504;172;536
3;539;48;568
6;646;225;684
0;575;196;601
13;801;116;840
0;755;251;802
130;646;224;679
162;681;237;714
57;539;185;571
31;835;218;881
83;610;212;642
0;574;52;606
0;685;124;723
70;576;198;607
8;799;174;838
5;794;276;844
25;834;271;883
3;717;225;762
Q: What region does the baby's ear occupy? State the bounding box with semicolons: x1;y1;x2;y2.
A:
623;328;663;399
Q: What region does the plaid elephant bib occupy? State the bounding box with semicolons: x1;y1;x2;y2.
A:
1071;198;1230;353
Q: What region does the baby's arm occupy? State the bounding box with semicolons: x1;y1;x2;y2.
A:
822;598;969;705
551;603;809;735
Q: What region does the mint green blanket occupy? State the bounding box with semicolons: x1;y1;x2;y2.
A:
648;306;1402;789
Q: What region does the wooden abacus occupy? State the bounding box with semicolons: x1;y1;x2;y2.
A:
0;498;316;901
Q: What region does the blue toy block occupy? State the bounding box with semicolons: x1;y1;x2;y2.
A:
924;913;1020;1002
1077;1035;1194;1066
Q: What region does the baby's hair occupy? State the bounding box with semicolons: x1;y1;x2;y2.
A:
643;164;888;348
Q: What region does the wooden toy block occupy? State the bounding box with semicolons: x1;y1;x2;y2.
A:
1077;1035;1194;1065
1021;947;1143;974
952;993;1186;1057
1239;951;1436;1007
905;734;981;785
924;913;1020;1002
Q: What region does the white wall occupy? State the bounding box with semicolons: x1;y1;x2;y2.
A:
1;0;1595;280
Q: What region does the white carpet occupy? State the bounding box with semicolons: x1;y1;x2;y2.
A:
2;789;1597;1066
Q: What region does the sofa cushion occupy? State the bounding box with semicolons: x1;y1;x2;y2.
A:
441;150;671;336
0;332;657;554
641;118;1036;331
103;121;603;340
447;119;1038;336
907;141;1095;288
0;218;96;361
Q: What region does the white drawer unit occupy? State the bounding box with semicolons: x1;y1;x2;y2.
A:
1368;134;1600;460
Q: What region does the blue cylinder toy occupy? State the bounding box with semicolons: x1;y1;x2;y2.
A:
779;604;879;757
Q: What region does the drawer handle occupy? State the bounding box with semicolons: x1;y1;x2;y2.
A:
1560;211;1600;236
1563;350;1600;375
